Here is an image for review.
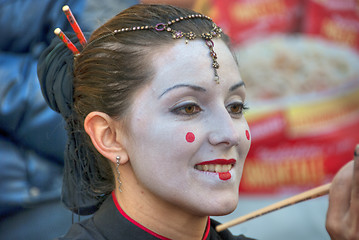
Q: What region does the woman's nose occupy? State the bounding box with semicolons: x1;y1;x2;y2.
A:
208;110;240;147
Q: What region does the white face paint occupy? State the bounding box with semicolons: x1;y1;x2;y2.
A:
123;39;251;217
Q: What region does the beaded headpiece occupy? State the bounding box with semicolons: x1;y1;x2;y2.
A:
55;6;223;84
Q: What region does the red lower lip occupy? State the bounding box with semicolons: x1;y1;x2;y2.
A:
219;172;231;180
197;159;236;165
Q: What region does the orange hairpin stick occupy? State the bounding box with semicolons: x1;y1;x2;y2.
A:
62;5;87;47
54;28;80;55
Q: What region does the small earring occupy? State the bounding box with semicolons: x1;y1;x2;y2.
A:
116;156;122;192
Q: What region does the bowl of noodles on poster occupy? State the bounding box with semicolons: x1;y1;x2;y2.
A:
236;34;359;194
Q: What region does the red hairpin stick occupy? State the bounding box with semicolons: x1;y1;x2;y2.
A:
54;28;80;55
62;5;87;47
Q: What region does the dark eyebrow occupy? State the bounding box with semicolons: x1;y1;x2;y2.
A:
158;84;206;99
229;82;245;92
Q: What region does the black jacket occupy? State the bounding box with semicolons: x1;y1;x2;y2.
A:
0;0;86;217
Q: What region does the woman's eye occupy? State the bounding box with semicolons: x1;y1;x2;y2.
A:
183;105;197;114
226;102;249;115
171;103;202;115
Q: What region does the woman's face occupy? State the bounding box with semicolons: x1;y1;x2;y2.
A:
123;39;251;216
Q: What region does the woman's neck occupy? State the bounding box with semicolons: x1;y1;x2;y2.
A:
114;165;209;240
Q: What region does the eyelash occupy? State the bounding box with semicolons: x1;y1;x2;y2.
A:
170;102;249;116
170;103;202;116
226;102;249;117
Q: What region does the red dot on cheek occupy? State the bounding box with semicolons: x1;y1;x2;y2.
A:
245;130;250;140
185;132;195;143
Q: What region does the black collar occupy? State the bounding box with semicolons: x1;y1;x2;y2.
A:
91;191;252;240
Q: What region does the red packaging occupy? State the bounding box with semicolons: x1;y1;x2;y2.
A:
212;0;303;46
240;83;359;194
303;0;359;52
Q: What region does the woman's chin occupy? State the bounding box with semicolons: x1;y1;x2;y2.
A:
200;197;239;216
209;204;237;216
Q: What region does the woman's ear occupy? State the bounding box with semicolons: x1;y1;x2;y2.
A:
84;111;129;164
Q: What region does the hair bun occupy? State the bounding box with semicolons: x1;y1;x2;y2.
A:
37;33;86;119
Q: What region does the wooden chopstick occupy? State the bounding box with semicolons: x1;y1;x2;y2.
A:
216;182;331;232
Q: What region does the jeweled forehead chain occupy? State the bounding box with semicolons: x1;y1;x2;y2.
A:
155;15;222;84
112;14;223;84
55;6;223;84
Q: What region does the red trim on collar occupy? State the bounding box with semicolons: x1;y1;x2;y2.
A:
111;192;170;240
203;217;211;239
111;191;211;240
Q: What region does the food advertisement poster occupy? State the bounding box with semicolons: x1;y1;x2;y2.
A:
196;0;359;194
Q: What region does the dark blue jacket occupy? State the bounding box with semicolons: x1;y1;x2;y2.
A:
0;0;86;217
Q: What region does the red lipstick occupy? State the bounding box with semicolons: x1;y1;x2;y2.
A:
196;159;236;165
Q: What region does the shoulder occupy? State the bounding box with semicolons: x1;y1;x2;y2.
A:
209;219;256;240
56;218;105;240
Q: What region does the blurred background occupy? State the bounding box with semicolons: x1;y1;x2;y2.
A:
1;0;358;239
204;0;359;239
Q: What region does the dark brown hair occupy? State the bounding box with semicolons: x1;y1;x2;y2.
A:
71;4;230;200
